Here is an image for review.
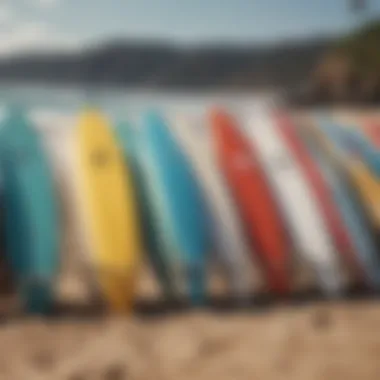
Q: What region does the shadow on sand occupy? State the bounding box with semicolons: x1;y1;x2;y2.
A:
0;283;378;324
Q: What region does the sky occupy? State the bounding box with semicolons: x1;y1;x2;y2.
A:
0;0;380;56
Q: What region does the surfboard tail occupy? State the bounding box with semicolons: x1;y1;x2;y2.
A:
187;263;207;306
228;265;253;301
20;279;55;314
316;261;345;296
98;270;137;313
155;269;179;302
267;269;290;295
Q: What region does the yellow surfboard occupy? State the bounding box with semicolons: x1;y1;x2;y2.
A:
76;109;141;312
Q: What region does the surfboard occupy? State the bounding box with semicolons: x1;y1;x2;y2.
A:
350;128;380;178
361;120;380;182
170;113;255;300
76;109;141;312
361;119;380;178
363;119;380;148
210;109;290;294
333;114;380;178
277;113;354;278
334;116;380;178
138;111;210;305
300;117;380;288
0;109;60;313
0;171;14;297
323;121;380;231
33;113;103;304
246;109;344;295
115;121;175;300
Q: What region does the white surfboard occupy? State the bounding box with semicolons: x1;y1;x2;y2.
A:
32;112;95;304
169;113;258;298
245;109;343;294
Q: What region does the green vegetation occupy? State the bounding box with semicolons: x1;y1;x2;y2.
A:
336;19;380;78
308;19;380;103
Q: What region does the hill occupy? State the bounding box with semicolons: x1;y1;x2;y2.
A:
1;21;378;105
303;19;380;104
0;38;330;91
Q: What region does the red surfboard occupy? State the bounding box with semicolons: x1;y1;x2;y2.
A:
210;109;290;294
276;112;365;283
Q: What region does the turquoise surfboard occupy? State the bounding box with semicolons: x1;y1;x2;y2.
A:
301;120;380;288
138;111;210;305
115;121;175;300
0;109;60;313
0;171;14;295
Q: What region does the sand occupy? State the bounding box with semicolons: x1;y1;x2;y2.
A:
1;301;380;380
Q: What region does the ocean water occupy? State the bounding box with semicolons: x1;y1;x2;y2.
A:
0;83;279;124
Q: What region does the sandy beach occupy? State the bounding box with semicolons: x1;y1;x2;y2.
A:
1;300;380;380
1;108;380;380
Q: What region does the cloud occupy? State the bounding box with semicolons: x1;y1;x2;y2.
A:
0;22;81;57
0;4;12;24
32;0;61;9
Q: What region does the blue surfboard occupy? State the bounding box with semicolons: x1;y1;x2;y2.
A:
340;126;380;177
116;121;175;300
311;117;380;287
138;111;210;305
0;109;60;313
